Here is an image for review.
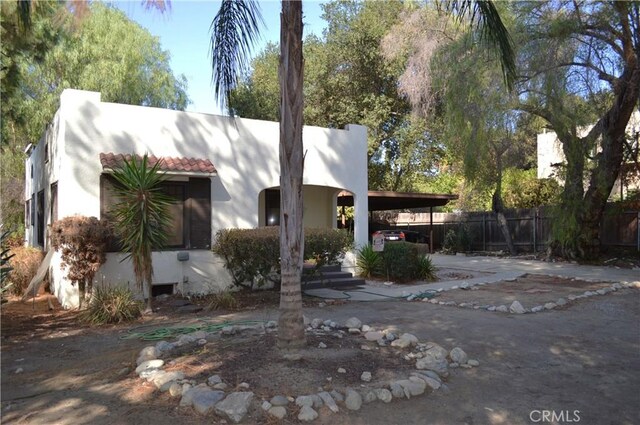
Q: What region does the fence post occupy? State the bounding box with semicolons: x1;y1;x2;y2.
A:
482;213;486;251
533;208;537;253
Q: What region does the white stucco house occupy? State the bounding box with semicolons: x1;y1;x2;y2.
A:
25;89;368;308
537;110;640;200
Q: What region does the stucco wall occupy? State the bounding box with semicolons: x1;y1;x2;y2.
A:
27;89;368;308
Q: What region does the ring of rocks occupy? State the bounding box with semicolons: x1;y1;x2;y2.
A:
407;278;639;314
133;317;480;423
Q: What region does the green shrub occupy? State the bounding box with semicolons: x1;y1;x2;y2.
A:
416;254;437;281
212;227;280;289
212;227;353;289
442;226;472;254
381;242;421;282
208;290;240;310
80;285;142;325
7;246;43;295
356;244;383;278
305;228;354;267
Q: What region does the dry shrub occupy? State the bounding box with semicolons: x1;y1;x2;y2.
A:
208;290;239;311
8;246;43;295
80;285;142;325
50;216;112;307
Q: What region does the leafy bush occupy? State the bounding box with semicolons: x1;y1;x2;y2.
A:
50;216;112;307
7;246;43;295
356;244;383;278
305;228;354;267
441;226;472;254
381;242;421;282
208;290;240;310
213;227;280;289
213;227;353;289
416;254;437;281
80;285;142;325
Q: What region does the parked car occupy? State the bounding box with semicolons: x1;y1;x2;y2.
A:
371;230;429;244
372;229;406;242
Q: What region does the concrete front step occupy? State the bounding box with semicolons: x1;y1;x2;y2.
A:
302;271;352;282
302;277;366;290
303;263;342;273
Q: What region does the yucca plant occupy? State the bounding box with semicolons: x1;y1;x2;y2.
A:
110;154;173;313
80;285;142;325
356;244;383;278
417;255;437;281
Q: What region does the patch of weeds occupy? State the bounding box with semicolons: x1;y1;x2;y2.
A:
208;290;239;310
80;285;142;325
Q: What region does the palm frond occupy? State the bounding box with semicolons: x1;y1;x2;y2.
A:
210;0;264;111
444;0;516;90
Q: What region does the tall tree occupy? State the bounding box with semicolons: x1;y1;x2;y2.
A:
515;1;640;259
0;2;189;237
211;0;515;350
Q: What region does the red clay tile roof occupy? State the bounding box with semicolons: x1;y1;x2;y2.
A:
100;153;216;174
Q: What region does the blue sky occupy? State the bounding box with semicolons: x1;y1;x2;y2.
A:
113;1;328;115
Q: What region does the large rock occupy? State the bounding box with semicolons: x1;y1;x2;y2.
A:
152;371;185;390
389;382;407;399
135;359;164;375
496;305;509;313
345;389;362;411
390;338;411;348
449;347;468;364
396;378;426;397
416;344;449;376
345;317;362;329
155;341;175;355
207;374;223;386
509;301;526;314
268;406;287;420
362;390;377;403
295;395;315;407
298;406;318;422
184;388;225;414
364;331;384;341
136;346;158;365
214;392;254;423
270;395;289;406
311;318;323;329
360;371;372;382
318;391;339;413
374;388;392;403
399;333;419;345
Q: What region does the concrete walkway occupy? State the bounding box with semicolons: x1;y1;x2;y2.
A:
305;253;640;301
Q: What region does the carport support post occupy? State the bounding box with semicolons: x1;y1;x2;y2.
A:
429;207;433;254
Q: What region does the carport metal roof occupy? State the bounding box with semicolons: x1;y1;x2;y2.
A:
337;190;458;211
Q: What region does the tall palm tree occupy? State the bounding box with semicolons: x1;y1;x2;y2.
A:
210;0;515;351
110;154;173;313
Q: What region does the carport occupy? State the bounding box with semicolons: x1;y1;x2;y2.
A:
337;190;459;252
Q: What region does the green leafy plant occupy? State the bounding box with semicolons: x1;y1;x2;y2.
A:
442;229;459;254
110;154;173;312
416;254;437;281
213;227;353;289
50;216;111;307
80;285;142;325
208;290;240;311
381;242;421;282
356;244;383;278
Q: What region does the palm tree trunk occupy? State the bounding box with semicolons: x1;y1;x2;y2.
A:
277;0;306;350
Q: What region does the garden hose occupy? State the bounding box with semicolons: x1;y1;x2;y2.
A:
120;319;267;341
302;288;439;301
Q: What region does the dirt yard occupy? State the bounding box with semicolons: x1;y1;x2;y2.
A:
434;274;614;309
2;285;639;424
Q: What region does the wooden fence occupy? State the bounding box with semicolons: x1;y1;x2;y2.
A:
379;206;640;253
